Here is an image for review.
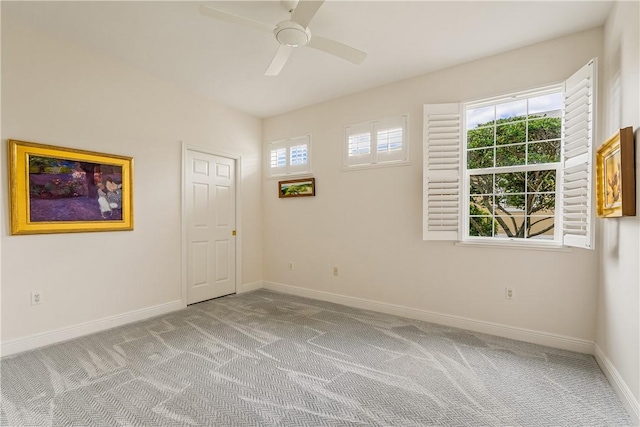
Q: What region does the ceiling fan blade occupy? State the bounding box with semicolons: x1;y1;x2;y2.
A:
199;5;274;33
291;0;325;29
308;35;367;65
265;45;293;76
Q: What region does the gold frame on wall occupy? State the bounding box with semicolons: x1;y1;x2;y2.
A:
596;127;635;218
8;139;134;234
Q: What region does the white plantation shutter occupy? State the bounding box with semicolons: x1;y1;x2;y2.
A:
376;115;408;163
423;103;462;240
562;59;596;249
345;122;374;166
267;135;311;177
287;135;310;174
344;115;408;167
269;140;288;175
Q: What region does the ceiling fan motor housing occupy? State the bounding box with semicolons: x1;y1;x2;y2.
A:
280;0;299;13
274;21;310;47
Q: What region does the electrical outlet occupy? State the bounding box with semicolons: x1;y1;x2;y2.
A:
288;262;294;270
505;287;514;300
333;267;339;276
31;291;43;305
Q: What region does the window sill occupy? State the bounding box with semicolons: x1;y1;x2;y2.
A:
455;239;571;252
342;160;410;172
266;172;313;180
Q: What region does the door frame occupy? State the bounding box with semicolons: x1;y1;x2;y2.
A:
181;142;242;307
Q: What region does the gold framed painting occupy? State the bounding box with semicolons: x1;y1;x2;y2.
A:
596;127;635;218
278;177;315;198
8;139;134;234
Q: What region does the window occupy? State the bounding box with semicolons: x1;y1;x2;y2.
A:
267;135;311;178
423;59;596;249
466;89;562;242
344;115;409;168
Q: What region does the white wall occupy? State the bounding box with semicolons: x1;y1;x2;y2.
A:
263;29;603;345
1;5;636;419
1;22;262;344
597;0;640;420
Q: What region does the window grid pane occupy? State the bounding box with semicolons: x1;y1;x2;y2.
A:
469;195;495;237
466;91;562;170
468;169;557;240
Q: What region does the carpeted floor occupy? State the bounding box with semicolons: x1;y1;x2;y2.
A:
1;289;632;426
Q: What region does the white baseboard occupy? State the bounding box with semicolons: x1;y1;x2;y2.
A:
238;280;263;293
262;281;595;354
1;300;184;357
594;344;640;424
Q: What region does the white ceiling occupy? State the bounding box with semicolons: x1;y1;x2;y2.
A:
3;1;613;118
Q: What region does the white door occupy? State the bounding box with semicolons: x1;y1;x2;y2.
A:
185;149;236;304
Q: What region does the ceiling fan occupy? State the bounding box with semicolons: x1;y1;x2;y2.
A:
199;0;367;76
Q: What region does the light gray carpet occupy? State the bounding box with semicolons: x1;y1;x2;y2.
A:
1;289;632;426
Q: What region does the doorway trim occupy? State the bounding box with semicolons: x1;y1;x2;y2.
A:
181;142;242;307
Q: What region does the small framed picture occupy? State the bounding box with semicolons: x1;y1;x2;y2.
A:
596;127;635;218
278;177;315;198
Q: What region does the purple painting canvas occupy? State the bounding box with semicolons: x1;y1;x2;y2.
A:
29;156;123;222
